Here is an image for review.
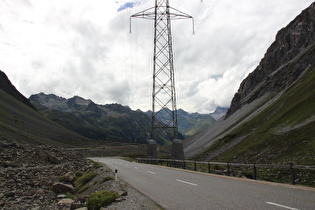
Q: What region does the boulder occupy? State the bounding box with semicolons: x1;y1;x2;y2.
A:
52;182;74;194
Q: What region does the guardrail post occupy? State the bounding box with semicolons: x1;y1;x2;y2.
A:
253;164;257;180
208;162;211;173
183;160;186;170
194;161;197;171
227;163;230;176
290;163;296;185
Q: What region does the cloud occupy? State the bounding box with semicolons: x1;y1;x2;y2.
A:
0;0;313;114
117;2;136;12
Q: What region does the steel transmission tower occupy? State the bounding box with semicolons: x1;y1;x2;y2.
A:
131;0;193;140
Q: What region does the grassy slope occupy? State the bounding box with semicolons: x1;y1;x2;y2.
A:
179;116;215;137
0;89;94;146
195;64;315;165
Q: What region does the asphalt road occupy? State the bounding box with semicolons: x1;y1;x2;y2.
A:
90;157;315;210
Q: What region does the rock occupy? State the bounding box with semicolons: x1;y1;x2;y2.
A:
57;194;67;199
58;198;74;205
64;171;75;182
52;182;74;194
115;197;125;202
5;191;15;197
0;200;5;207
119;191;128;196
71;202;84;209
2;161;19;168
47;155;60;164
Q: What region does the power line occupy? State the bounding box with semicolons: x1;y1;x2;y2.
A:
195;0;221;32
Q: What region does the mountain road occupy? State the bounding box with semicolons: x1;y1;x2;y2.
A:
90;158;315;210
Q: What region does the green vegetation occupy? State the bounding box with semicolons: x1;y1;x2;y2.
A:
178;114;216;137
88;159;103;169
75;171;84;178
195;65;315;165
86;191;120;210
74;172;97;193
101;176;115;183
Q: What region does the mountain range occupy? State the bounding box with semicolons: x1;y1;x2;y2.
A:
29;93;226;145
0;69;224;147
183;2;315;165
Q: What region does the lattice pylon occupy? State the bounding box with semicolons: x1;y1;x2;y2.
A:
131;0;193;140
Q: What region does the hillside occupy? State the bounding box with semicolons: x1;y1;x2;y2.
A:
30;93;177;145
0;70;94;146
184;2;315;165
145;108;224;138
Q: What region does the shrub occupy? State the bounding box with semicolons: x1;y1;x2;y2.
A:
101;176;114;183
75;171;84;178
74;172;97;193
86;191;120;210
88;159;103;169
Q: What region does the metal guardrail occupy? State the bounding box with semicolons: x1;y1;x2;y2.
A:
136;158;315;185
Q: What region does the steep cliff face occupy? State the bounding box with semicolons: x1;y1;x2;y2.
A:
227;2;315;116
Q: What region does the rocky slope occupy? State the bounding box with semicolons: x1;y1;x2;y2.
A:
0;142;159;209
0;142;90;209
184;2;315;164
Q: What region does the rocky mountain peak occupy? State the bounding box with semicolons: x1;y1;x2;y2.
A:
226;2;315;117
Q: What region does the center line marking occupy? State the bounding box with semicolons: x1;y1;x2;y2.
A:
147;171;156;175
134;167;139;169
266;202;299;210
176;179;198;186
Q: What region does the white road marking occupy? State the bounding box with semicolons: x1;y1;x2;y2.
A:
176;179;198;186
266;202;299;210
134;167;139;169
147;171;156;175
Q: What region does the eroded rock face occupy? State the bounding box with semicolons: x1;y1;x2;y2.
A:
0;142;90;209
227;2;315;117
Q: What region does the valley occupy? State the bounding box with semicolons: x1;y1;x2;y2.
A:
1;1;315;209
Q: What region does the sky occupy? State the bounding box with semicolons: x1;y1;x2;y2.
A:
0;0;314;113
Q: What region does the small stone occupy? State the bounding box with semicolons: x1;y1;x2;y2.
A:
5;191;15;197
115;197;125;202
119;191;128;196
57;194;68;199
64;172;75;182
58;198;74;205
